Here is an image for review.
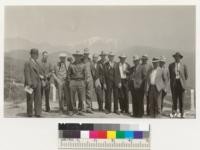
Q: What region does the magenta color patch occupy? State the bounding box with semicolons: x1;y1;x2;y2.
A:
89;131;98;139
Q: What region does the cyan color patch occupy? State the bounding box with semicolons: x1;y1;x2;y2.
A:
125;131;134;139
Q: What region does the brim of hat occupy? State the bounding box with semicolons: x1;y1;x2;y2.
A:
133;59;140;61
119;56;127;58
152;61;160;63
160;60;166;62
73;54;83;56
59;56;66;57
108;55;115;56
173;54;183;58
142;57;148;59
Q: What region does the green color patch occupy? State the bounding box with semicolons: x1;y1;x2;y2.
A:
116;131;125;139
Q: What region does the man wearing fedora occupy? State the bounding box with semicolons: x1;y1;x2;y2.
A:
24;48;43;117
39;51;53;112
97;51;107;110
129;55;145;117
82;48;93;113
52;53;70;113
146;57;165;118
116;54;130;115
159;56;170;111
68;50;87;115
141;54;153;115
169;52;188;118
91;54;104;111
104;52;119;114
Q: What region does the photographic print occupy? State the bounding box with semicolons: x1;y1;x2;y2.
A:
4;6;196;118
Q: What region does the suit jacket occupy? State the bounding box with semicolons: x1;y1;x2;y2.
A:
129;64;146;89
97;59;106;84
115;62;130;85
104;61;120;86
24;58;42;89
168;62;188;90
146;67;165;92
91;62;99;81
161;66;170;91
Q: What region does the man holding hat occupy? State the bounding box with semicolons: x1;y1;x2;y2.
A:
129;55;145;117
52;53;70;113
169;52;188;118
116;54;130;115
146;57;165;118
141;54;153;115
24;48;43;117
159;56;169;111
104;52;119;114
82;48;94;113
68;50;87;115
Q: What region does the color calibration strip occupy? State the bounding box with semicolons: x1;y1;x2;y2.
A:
58;123;150;150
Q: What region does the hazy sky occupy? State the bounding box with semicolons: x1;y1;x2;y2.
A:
5;6;195;51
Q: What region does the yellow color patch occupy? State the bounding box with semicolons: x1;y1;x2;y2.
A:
107;131;116;139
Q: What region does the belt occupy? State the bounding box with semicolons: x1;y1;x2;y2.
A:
70;78;84;81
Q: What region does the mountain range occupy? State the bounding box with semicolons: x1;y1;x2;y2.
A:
4;37;195;88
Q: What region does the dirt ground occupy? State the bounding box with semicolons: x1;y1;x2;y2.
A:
4;95;195;118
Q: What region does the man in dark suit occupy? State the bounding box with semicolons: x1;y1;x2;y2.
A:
91;54;104;111
146;57;165;118
169;52;188;118
97;51;107;110
104;52;120;114
24;48;43;117
116;54;130;115
129;55;145;117
39;51;53;112
141;54;153;115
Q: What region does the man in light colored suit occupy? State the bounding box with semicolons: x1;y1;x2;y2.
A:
146;57;165;118
129;55;145;117
116;54;130;115
169;52;188;118
24;48;43;117
159;56;169;111
52;53;69;113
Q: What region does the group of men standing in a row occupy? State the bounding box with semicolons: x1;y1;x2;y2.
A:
24;48;188;118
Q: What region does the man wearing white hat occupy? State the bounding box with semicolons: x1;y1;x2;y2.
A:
52;53;69;113
116;54;130;115
82;48;93;113
146;57;165;118
104;52;119;114
159;56;169;111
129;55;145;117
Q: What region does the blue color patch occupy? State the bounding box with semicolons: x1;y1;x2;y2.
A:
125;131;134;139
134;131;143;139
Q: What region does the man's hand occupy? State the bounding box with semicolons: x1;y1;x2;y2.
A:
118;83;122;88
103;83;107;90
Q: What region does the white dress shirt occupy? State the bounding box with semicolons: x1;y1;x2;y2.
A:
119;63;127;79
150;68;157;85
175;62;180;79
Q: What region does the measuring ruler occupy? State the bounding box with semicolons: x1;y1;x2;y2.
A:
58;123;150;150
